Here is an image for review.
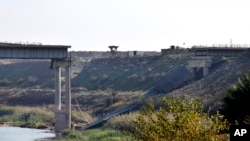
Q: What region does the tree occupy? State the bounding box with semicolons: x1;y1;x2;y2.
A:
129;96;229;141
220;71;250;125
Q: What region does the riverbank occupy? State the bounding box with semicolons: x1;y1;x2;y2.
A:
0;121;52;129
0;106;54;129
59;129;134;141
0;122;15;127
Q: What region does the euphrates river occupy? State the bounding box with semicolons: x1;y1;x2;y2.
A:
0;127;55;141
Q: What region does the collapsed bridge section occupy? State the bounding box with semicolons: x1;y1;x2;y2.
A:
188;46;249;78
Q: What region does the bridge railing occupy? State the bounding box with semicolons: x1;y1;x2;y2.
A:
193;44;250;48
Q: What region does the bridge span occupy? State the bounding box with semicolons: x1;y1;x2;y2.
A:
0;42;71;132
192;45;249;56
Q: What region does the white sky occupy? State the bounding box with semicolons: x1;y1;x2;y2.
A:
0;0;250;51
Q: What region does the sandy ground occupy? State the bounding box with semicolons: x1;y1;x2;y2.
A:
0;122;16;127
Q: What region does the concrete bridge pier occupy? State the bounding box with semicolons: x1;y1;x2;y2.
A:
203;67;209;76
55;66;61;111
54;59;71;132
192;68;199;80
65;64;71;129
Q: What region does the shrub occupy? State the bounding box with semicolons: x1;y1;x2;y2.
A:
103;113;138;132
61;129;134;141
220;71;250;125
62;130;84;140
128;96;229;141
0;107;14;116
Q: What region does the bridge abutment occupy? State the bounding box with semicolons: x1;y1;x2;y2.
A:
188;56;212;78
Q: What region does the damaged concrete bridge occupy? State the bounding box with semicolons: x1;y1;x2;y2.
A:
188;46;249;78
0;42;71;132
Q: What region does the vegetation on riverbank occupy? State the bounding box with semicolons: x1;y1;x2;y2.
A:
61;129;134;141
128;97;229;141
58;96;230;141
0;89;144;130
0;106;54;129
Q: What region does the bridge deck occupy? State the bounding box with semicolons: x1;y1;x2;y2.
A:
193;47;249;56
0;42;70;59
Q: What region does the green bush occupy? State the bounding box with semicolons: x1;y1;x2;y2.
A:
62;129;134;141
0;107;15;116
128;96;229;141
62;130;84;140
220;71;250;125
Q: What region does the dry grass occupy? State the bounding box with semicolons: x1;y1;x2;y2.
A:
0;106;54;128
103;112;139;132
72;109;96;124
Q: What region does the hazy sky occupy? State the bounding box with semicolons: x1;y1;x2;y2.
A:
0;0;250;51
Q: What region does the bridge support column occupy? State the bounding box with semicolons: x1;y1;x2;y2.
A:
203;67;209;77
55;66;61;110
192;68;198;80
54;59;71;132
65;65;71;129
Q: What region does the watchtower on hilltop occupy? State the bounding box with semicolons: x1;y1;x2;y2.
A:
109;45;118;57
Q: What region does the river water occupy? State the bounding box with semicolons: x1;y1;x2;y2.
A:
0;127;55;141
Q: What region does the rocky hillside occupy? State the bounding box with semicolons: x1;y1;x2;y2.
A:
167;51;250;111
0;50;249;111
0;51;235;93
72;54;192;91
0;60;53;88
